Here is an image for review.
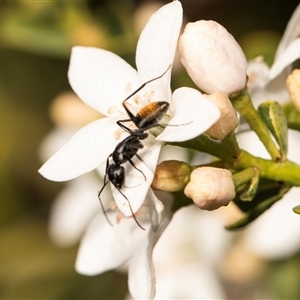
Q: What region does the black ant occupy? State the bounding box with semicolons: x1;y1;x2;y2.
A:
98;65;171;230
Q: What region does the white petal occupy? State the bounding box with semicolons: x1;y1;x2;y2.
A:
39;126;77;162
237;129;300;162
269;37;300;80
156;87;220;142
75;213;145;275
265;71;290;104
112;142;163;217
158;144;189;164
128;192;172;299
128;239;155;299
153;206;228;298
247;57;270;90
237;130;300;259
243;187;300;259
49;173;105;247
155;263;226;299
68;46;140;115
39;118;116;181
136;1;182;82
275;4;300;59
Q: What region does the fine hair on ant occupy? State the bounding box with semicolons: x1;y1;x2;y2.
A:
98;65;172;230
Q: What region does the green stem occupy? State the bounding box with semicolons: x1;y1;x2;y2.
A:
221;133;241;158
235;150;300;186
230;89;280;160
169;134;235;164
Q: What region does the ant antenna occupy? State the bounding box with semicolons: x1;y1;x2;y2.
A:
123;64;172;103
98;177;114;227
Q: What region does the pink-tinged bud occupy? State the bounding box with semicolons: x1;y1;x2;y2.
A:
204;92;238;139
184;167;236;211
286;69;300;112
179;20;247;95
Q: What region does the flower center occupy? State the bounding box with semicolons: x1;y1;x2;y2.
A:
107;82;171;142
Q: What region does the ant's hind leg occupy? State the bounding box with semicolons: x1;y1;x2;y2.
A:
128;158;147;181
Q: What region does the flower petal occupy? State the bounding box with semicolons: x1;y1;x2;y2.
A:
153;205;228;298
135;1;182;103
128;238;155;299
68;46;140;115
75;213;145;275
247;57;270;91
39;118;116;181
49;173;105;247
39;126;77;162
237;130;300;259
112;141;163;217
243;187;300;259
237;129;300;163
136;1;182;82
128;191;173;299
274;4;300;60
156;87;220;142
269;37;300;80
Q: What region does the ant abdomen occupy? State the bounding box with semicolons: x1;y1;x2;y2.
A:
135;101;169;131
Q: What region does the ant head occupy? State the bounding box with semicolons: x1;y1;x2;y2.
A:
107;164;125;189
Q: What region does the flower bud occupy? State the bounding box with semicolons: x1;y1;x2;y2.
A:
184;167;236;211
178;20;247;95
286;69;300;111
152;160;192;192
50;91;103;127
204;92;238;139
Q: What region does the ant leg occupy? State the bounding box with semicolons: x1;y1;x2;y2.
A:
98;175;114;227
122;65;171;105
128;157;147;181
116;119;134;134
122;65;171;120
116;187;145;231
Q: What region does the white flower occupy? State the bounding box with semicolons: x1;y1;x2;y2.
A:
38;1;220;219
153;205;230;299
247;4;300;106
178;20;247;95
75;189;172;299
237;130;300;259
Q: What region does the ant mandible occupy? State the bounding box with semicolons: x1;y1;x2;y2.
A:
98;65;171;230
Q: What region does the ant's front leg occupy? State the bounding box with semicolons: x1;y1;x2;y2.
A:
116;119;135;134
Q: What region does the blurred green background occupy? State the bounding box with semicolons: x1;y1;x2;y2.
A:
0;0;299;299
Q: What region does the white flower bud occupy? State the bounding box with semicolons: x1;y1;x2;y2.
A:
204;92;238;139
179;20;247;95
184;167;236;211
286;69;300;111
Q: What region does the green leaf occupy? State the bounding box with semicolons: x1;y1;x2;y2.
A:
258;101;288;160
240;169;259;201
